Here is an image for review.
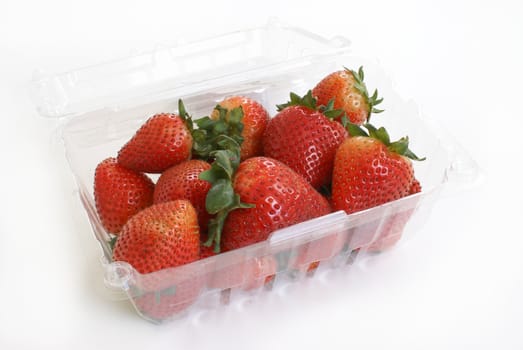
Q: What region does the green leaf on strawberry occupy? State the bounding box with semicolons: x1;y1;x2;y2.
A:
344;121;425;161
277;91;345;122
205;179;235;214
178;99;193;127
199;135;254;253
344;66;384;120
277;90;318;111
192;106;245;160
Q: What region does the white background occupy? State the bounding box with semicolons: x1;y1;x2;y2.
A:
1;0;522;349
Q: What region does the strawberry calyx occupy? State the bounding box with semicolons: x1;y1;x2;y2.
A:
188;103;255;252
276;90;344;120
199;135;254;253
276;90;317;111
345;66;384;121
343;118;425;161
177;99;195;133
192;105;244;160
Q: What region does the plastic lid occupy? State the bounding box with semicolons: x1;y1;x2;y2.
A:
30;21;351;118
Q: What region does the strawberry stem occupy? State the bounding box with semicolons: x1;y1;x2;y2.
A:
192;105;245;160
177;99;195;131
200;135;254;253
183;102;255;252
344;66;384;122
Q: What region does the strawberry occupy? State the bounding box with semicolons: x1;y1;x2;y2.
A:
262;91;348;189
331;123;423;214
312;66;383;125
112;200;200;274
409;178;422;194
210;96;270;161
117;101;193;173
154;159;212;232
219;156;332;252
332;123;424;250
94;157;154;234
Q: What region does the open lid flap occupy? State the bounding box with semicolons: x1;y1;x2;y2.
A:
30;22;351;119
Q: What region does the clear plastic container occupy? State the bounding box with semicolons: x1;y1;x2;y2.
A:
31;21;480;323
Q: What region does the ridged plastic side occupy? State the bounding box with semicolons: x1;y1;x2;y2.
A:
99;190;436;324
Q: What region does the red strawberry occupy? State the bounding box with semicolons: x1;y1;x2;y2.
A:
112;200;200;274
409;178;422;194
262;91;348;189
312;66;383;125
94;157;154;233
117;107;193;173
220;157;332;251
331;123;423;214
154;159;212;232
211;96;270;161
332;123;424;251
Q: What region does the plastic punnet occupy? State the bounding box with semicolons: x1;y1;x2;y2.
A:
31;22;480;323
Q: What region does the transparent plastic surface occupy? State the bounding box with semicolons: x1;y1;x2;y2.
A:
32;23;480;323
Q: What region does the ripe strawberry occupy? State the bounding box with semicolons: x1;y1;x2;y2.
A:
94;157;154;233
117;102;193;173
112;200;200;274
332;123;424;251
154;159;212;231
409;178;422;194
211;96;270;161
312;66;383;125
220;157;332;251
331;123;423;214
262;91;348;189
